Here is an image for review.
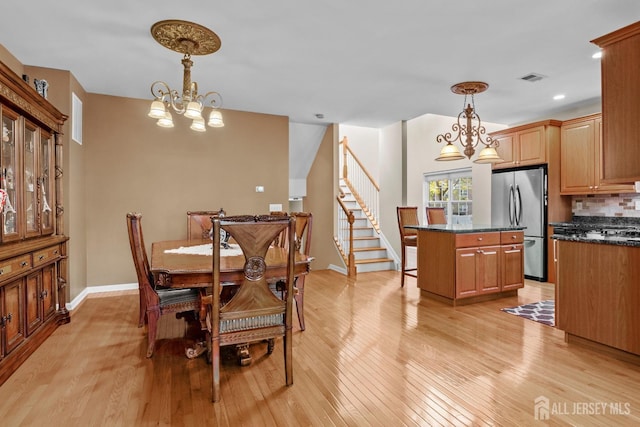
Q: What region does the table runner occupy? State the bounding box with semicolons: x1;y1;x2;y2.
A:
164;243;243;257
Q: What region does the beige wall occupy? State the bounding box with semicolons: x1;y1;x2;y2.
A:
305;124;343;269
0;44;24;77
84;94;291;288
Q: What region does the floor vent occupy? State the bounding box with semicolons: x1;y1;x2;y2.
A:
520;73;546;82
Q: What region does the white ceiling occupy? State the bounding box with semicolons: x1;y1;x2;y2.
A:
1;1;639;128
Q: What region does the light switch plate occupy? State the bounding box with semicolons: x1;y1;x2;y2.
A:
269;203;283;212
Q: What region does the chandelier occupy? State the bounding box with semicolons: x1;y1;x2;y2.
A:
435;81;502;163
148;20;224;132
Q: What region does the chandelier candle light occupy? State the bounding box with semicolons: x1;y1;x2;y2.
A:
148;20;224;132
436;81;502;163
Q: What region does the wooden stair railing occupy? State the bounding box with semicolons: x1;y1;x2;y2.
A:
340;136;380;233
335;196;356;278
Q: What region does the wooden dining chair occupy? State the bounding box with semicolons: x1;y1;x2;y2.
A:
187;208;226;242
397;206;419;288
269;210;288;248
265;211;312;330
209;214;296;402
126;213;200;357
289;211;312;331
426;207;447;224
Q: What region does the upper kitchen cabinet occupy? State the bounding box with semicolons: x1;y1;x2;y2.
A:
592;21;640;184
560;114;635;195
489;120;562;170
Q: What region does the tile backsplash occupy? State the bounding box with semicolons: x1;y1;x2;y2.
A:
573;193;640;218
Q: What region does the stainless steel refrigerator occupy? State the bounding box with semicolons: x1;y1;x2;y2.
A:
491;165;547;281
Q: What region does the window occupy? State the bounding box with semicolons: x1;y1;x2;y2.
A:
423;168;473;224
72;92;83;145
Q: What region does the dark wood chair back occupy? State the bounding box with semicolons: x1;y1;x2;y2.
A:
397;206;419;239
426;207;447;224
210;214;296;402
396;207;419;287
289;212;312;330
126;212;157;328
187;208;226;242
127;212;199;357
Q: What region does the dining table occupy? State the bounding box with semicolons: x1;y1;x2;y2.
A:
150;239;311;362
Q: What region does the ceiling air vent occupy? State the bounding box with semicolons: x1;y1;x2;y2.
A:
520;73;546;83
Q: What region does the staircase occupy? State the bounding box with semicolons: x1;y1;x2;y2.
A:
340;181;395;273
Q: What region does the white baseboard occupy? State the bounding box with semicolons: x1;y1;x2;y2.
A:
67;283;138;311
328;264;347;275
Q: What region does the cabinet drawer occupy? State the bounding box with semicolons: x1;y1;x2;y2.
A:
500;231;524;244
455;232;500;248
0;254;32;282
32;245;62;267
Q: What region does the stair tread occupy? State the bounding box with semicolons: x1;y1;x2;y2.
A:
353;247;386;252
355;257;394;264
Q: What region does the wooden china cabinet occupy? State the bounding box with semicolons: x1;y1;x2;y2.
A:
0;60;69;385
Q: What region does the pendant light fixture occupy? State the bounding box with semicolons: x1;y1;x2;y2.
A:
148;20;225;132
436;81;502;163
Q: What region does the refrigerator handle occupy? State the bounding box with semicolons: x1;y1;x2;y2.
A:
515;184;523;225
508;185;515;225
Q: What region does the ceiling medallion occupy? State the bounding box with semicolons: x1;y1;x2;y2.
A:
150;20;221;55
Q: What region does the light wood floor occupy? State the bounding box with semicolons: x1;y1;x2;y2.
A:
1;270;640;426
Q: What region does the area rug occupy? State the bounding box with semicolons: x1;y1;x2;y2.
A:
501;300;555;327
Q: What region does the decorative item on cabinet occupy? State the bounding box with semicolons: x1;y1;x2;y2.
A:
0;59;69;386
560;113;635;195
591;21;640;184
33;79;49;99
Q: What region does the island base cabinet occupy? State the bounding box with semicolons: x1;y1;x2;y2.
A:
556;240;640;356
501;244;524;291
418;229;523;305
455;246;500;298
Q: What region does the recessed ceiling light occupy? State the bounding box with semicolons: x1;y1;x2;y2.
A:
553;94;565;101
592;51;603;59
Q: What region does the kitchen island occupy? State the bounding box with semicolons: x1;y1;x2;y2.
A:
406;224;526;305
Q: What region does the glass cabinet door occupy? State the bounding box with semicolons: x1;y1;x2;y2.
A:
39;131;54;234
24;121;39;238
1;108;19;241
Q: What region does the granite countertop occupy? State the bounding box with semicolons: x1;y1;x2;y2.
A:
551;233;640;247
550;216;640;248
405;224;526;233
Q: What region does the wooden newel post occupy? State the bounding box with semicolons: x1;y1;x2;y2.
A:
342;136;349;181
347;211;356;278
